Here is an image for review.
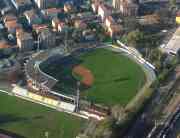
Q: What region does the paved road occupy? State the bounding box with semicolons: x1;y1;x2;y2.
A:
167;117;180;138
124;72;180;138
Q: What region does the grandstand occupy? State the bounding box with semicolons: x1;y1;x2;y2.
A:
24;49;77;110
25;51;58;89
12;86;76;113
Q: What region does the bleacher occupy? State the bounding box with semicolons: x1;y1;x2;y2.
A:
25;51;58;90
59;101;76;112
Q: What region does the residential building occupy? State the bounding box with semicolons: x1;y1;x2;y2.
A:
0;41;11;49
0;40;18;56
39;29;55;48
112;0;139;16
0;59;21;82
11;0;32;11
3;14;17;23
32;24;48;34
91;0;101;13
73;0;83;6
82;29;96;41
24;9;42;25
107;24;122;37
74;20;87;29
1;7;12;16
52;17;66;32
98;4;111;20
0;41;13;55
139;14;160;25
0;24;4;30
58;22;67;32
160;26;180;55
52;17;60;31
105;16;115;27
17;30;34;51
4;14;22;34
176;11;180;24
16;27;24;37
139;0;180;3
41;8;62;20
64;3;74;13
34;0;48;9
34;0;80;9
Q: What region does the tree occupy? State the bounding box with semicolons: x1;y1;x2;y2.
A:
126;29;144;48
156;8;172;27
169;0;177;9
177;49;180;60
123;16;140;33
93;117;115;138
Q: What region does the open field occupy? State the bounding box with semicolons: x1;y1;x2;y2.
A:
0;92;85;138
41;48;145;106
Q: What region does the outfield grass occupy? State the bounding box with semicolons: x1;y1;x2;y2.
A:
0;92;85;138
77;48;145;106
41;48;145;106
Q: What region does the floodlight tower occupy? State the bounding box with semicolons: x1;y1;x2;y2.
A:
37;34;40;52
75;81;80;112
34;62;39;90
64;29;69;53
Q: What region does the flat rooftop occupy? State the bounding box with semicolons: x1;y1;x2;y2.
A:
161;27;180;55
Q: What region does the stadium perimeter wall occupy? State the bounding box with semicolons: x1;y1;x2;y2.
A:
24;44;156;121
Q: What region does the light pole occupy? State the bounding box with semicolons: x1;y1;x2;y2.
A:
37;34;40;52
76;81;80;112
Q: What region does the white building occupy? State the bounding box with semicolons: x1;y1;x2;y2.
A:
17;30;34;51
112;0;139;16
11;0;32;11
34;0;47;9
24;9;42;25
98;4;110;20
105;16;115;28
161;27;180;55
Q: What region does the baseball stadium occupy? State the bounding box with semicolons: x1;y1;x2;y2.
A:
4;45;152;138
39;47;145;107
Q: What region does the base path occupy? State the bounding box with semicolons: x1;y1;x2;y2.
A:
73;65;94;87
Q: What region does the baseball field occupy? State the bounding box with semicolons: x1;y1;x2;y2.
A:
40;48;145;106
0;92;85;138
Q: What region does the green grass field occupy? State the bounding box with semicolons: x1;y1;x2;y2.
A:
76;48;145;106
0;92;85;138
41;48;145;106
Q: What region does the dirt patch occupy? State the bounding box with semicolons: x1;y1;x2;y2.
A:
73;65;94;87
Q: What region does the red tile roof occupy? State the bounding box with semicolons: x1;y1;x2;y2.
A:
44;8;62;14
5;20;21;31
0;41;11;49
32;24;48;33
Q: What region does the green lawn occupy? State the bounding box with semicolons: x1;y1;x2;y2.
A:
0;92;85;138
76;48;145;106
41;48;145;106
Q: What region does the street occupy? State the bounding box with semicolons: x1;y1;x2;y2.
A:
124;69;180;138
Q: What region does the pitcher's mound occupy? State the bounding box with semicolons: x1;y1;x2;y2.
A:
73;65;94;87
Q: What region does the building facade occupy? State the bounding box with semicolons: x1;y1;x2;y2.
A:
34;0;48;9
34;0;82;9
112;0;139;16
4;14;22;34
17;31;34;51
24;9;42;25
11;0;32;11
39;29;56;48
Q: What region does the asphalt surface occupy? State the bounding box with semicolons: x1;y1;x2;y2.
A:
124;74;180;138
167;117;180;138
